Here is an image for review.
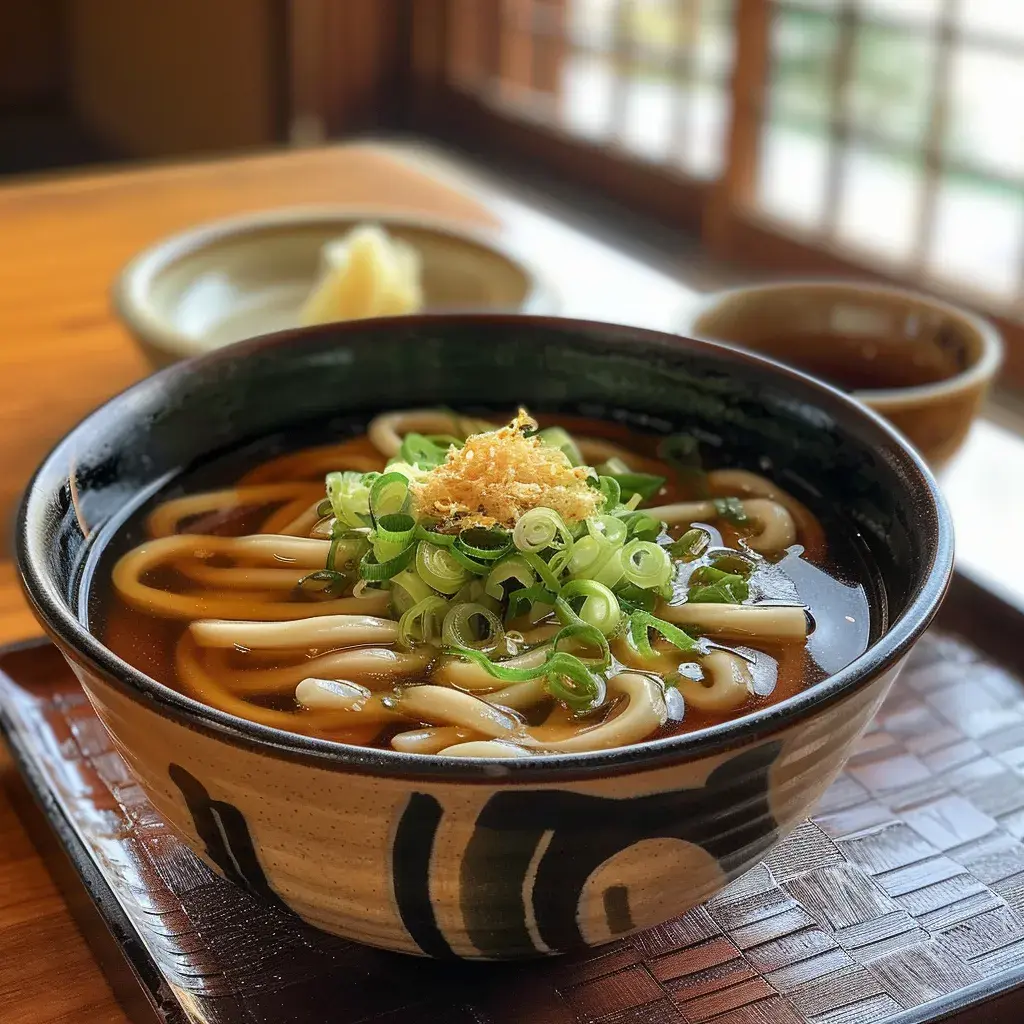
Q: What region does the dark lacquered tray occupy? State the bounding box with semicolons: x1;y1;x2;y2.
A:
4;572;1024;1024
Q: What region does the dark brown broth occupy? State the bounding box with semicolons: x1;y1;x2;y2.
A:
91;415;878;745
747;333;957;392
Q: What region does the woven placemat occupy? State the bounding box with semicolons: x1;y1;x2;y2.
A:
3;598;1024;1023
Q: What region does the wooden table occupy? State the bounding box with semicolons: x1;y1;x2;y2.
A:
0;142;500;1024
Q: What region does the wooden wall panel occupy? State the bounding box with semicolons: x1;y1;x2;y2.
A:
66;0;282;157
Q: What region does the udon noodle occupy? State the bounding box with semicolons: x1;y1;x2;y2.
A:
104;408;870;757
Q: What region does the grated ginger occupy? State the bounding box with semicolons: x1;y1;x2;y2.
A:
411;409;600;530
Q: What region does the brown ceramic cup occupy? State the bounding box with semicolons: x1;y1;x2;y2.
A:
687;281;1003;469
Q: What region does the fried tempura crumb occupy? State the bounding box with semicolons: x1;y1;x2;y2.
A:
411;409;599;530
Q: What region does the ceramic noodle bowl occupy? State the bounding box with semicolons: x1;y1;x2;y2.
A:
16;316;952;958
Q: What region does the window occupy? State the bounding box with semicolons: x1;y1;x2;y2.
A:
756;0;1024;305
415;0;1024;384
443;1;737;180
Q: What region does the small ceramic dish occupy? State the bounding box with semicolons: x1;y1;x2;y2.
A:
113;208;558;368
685;280;1003;469
17;315;952;959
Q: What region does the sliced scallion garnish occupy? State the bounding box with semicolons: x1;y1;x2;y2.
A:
415;541;469;594
359;543;417;582
398;595;449;646
442;602;505;653
628;610;702;659
713;496;748;525
622;539;673;589
369;471;411;520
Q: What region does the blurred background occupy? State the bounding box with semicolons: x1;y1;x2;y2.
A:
2;0;1022;381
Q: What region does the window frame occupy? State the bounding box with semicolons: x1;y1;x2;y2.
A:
347;0;1024;389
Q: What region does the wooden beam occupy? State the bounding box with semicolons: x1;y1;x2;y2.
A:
704;0;770;254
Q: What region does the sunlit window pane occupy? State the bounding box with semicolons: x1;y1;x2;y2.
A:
698;0;737;81
957;0;1024;43
856;0;940;25
567;0;616;51
685;84;729;178
561;50;616;141
947;48;1024;178
757;121;831;228
627;0;681;63
847;24;934;147
929;177;1024;299
620;76;676;161
835;145;923;260
768;8;840;124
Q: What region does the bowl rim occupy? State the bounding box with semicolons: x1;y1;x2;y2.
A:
685;278;1003;407
16;314;954;782
111;205;561;360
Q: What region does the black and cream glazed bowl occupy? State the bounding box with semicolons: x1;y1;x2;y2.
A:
17;316;953;959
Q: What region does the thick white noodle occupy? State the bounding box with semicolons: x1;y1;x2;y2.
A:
390;685;522;738
147;484;320;538
645;498;796;554
438;740;531;758
213;645;433;695
431;646;550;691
191;614;399;649
679;652;753;712
391;725;474;754
521;673;666;753
659;603;808;641
367;409;496;457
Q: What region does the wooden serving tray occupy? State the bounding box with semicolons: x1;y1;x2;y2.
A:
4;573;1024;1024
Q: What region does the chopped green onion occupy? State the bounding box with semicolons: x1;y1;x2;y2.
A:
596;460;665;503
455;527;513;561
399;432;451;469
513;507;573;554
445;644;548;683
537;426;583;466
447;545;492;576
559;579;621;636
614;583;658;613
713;496;749;525
622;539;673;589
552;620;611;669
687;566;749;604
359;543;416;582
566;534;605;577
415;524;455;547
445;644;604;712
326;526;368;572
369;472;411;520
505;583;558;622
390;568;435;616
296;569;349;597
670;527;712;562
326;470;374;528
315;497;333;517
616;510;662;542
521;551;564;592
590;548;625;590
415;541;469;594
544;652;605;711
597;475;621;510
485;554;536;601
442;602;505;652
373;512;417;562
398;595;449;646
708;551;756;576
589;515;628;547
628;610;702;658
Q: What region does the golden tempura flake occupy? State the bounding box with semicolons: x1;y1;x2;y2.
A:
411;409;600;530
